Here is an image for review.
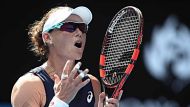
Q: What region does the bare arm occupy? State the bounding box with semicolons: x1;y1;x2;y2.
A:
11;73;45;107
88;74;102;107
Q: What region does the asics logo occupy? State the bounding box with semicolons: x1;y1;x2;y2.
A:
87;91;93;103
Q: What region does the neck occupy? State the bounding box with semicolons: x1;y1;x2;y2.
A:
41;62;56;79
42;56;75;79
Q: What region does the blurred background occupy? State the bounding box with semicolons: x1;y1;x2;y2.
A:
1;0;190;107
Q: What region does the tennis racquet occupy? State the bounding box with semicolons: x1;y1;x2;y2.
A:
99;6;143;99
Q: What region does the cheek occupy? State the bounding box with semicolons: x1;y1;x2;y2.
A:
53;37;70;51
83;35;87;44
54;34;71;45
83;38;86;45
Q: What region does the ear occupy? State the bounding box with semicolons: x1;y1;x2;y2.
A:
42;33;53;44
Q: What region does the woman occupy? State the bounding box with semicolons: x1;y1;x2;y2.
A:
11;5;121;107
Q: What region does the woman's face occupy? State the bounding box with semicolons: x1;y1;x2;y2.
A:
49;14;87;60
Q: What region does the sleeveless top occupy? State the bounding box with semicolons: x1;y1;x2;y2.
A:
29;66;95;107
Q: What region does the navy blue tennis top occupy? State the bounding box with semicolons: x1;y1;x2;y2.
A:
30;66;95;107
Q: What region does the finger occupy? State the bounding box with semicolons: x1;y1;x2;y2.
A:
118;90;123;101
76;78;90;90
53;74;61;93
77;68;89;79
63;60;74;75
78;70;86;79
61;73;69;80
74;69;89;84
99;92;106;104
106;98;118;104
106;97;120;107
105;95;109;105
54;74;61;84
104;103;115;107
69;62;82;80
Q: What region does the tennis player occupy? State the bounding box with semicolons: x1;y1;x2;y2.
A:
11;5;121;107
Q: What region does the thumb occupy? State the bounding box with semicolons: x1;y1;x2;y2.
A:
54;74;60;84
53;74;61;94
98;92;106;107
99;92;105;102
118;90;123;100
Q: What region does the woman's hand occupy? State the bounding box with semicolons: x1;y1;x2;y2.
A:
53;60;90;104
98;90;123;107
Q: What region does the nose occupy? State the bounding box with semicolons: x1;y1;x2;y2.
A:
75;28;83;37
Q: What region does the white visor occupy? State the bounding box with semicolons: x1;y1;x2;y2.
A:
42;6;92;33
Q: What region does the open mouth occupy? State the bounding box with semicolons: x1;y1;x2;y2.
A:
74;42;82;48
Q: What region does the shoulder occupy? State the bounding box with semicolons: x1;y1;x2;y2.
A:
87;74;101;107
11;72;45;106
13;72;44;91
88;74;101;88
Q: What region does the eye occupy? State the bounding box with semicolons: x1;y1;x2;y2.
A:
60;23;76;32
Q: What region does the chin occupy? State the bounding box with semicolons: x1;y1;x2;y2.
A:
75;56;82;60
74;51;83;60
73;53;82;60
